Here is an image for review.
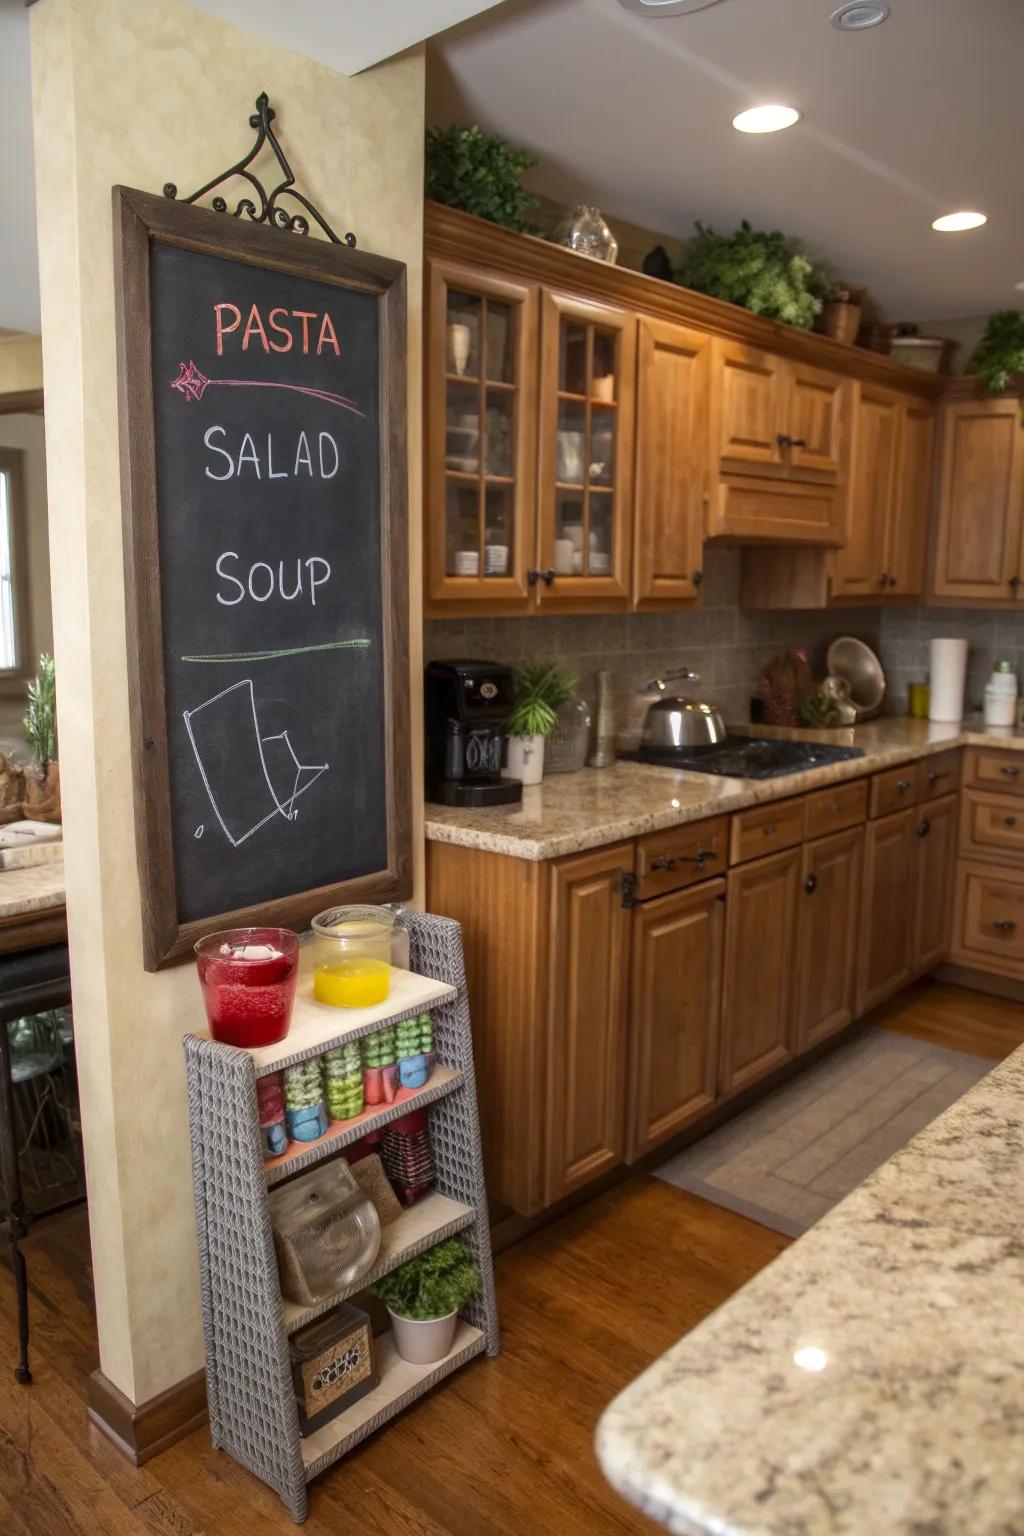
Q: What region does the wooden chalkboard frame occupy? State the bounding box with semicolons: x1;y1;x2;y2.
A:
112;186;411;970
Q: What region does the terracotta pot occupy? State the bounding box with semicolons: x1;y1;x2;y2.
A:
822;300;862;347
387;1308;458;1365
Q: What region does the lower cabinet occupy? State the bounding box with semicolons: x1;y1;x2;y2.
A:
719;847;801;1096
626;879;725;1160
911;792;958;971
857;807;916;1014
544;843;632;1206
793;827;864;1052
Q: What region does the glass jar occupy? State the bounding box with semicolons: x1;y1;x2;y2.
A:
311;905;407;1008
552;205;619;264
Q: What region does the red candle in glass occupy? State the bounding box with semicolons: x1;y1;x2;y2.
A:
194;928;300;1048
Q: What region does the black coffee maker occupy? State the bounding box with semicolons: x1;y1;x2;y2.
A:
424;660;523;807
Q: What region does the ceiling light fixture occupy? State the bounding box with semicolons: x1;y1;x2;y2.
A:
831;3;890;30
931;211;987;233
616;0;726;15
732;105;801;134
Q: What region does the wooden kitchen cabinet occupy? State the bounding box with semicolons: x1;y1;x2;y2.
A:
632;317;711;607
932;396;1024;602
888;400;936;596
793;827;864;1052
536;291;636;608
425;258;539;610
544;843;633;1205
856;806;917;1015
831;384;900;599
911;793;958;973
708;340;848;545
627;878;724;1159
719;847;801;1095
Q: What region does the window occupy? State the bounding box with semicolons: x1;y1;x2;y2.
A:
0;448;29;677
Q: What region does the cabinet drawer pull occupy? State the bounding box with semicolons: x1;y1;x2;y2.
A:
994;919;1017;935
1000;764;1021;778
650;855;678;871
1004;815;1018;828
897;778;911;792
763;822;776;835
917;818;930;837
926;769;949;784
804;874;818;894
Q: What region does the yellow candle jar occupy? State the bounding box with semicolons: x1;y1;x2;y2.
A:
314;958;391;1009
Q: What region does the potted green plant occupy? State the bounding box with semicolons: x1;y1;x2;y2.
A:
425;124;538;232
371;1238;480;1364
675;220;826;329
22;653;59;823
820;282;865;346
504;663;578;786
968;310;1024;393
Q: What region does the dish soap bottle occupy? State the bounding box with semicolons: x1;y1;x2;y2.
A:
983;660;1018;728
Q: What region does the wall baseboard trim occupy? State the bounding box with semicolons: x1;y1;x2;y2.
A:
87;1366;207;1466
936;962;1024;1004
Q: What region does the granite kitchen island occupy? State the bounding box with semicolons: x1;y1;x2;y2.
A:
596;1041;1024;1536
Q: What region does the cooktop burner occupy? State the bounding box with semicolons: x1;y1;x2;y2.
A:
625;734;865;780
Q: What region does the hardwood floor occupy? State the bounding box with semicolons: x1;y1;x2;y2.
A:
0;980;1020;1535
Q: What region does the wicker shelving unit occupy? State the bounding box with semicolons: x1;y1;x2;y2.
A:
184;913;499;1522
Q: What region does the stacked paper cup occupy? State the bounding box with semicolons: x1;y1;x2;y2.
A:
928;637;969;723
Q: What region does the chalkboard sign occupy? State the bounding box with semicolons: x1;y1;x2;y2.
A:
113;187;410;969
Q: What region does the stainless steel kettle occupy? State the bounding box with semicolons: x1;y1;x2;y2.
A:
641;670;727;751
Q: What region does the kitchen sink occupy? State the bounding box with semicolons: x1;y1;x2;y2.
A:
624;734;865;780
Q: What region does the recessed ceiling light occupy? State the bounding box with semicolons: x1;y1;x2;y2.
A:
831;2;890;30
732;105;801;134
616;0;726;15
1014;281;1024;293
931;211;987;232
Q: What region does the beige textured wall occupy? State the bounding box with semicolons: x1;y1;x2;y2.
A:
31;0;424;1404
0;335;43;395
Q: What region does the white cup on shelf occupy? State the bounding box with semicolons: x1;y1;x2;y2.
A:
453;550;480;577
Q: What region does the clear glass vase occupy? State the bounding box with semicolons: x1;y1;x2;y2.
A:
552;205;619;264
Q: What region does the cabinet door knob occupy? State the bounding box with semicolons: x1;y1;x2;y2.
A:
879;573;890;587
994;918;1017;934
1009;575;1021;593
542;568;556;587
776;433;792;449
650;855;677;872
1004;815;1018;827
804;873;818;894
917;818;931;837
1000;764;1021;778
692;569;704;587
526;568;540;587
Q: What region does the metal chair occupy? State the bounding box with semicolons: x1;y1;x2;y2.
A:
0;944;74;1383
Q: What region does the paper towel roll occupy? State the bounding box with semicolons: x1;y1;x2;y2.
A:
929;637;968;723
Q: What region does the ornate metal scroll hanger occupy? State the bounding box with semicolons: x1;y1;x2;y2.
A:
163;92;355;246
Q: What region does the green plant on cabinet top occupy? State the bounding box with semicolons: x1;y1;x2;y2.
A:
425;124;538;233
968;310;1024;394
676;220;827;330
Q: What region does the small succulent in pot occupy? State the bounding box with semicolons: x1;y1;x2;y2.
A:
505;664;579;786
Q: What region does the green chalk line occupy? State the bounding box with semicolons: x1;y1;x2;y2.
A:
181;639;372;663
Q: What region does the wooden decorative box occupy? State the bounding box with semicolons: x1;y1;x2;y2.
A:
289;1303;378;1436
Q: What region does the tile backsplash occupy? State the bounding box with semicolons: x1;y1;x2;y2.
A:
877;607;1024;717
424;549;883;738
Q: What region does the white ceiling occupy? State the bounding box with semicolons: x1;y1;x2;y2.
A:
429;0;1024;321
0;0;39;336
0;0;505;334
187;0;507;77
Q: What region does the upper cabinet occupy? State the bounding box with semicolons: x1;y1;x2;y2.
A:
633;318;711;607
423;203;944;616
536;293;636;609
707;339;850;545
426;259;538;609
931;396;1024;603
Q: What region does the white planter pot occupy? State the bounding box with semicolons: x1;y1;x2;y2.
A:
387;1307;459;1365
503;733;545;786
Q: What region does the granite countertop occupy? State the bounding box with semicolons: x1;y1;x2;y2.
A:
595;1041;1024;1536
0;856;66;919
425;717;1024;861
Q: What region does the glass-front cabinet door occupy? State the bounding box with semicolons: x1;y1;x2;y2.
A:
536;292;636;607
426;259;538;609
